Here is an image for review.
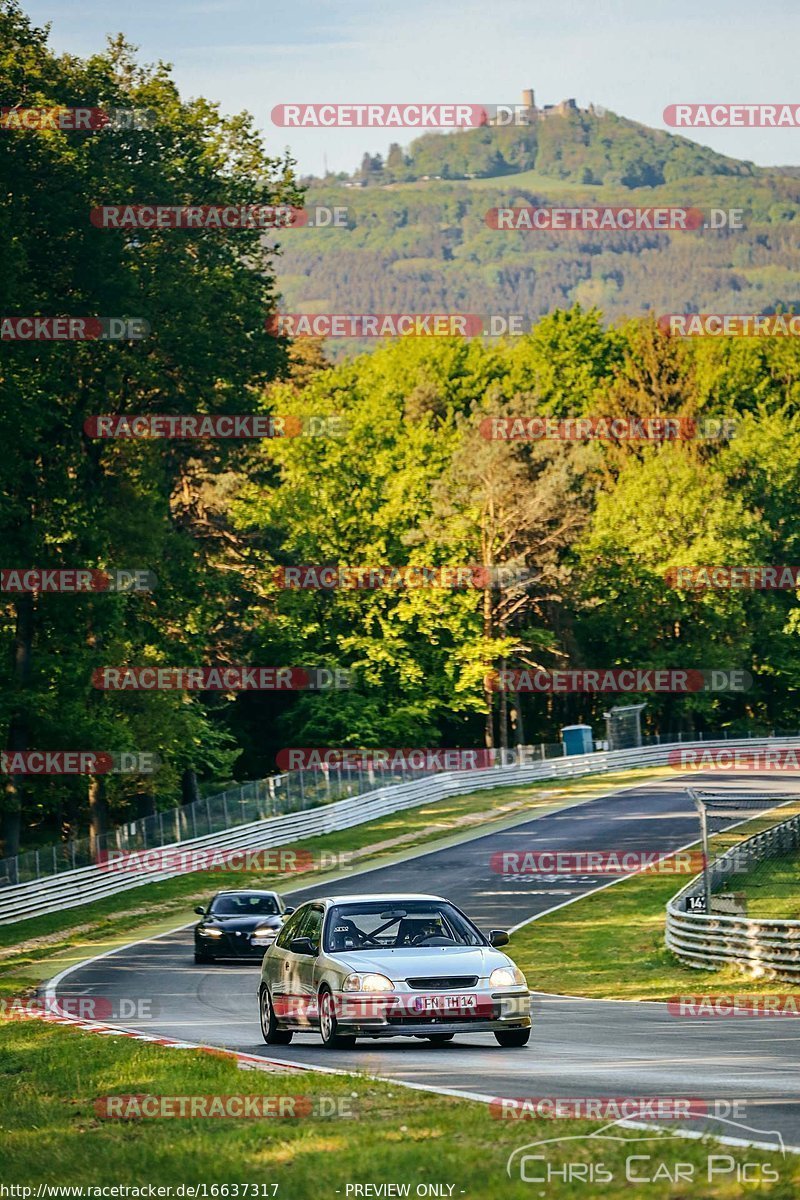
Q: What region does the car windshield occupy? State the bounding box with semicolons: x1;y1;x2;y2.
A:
324;900;485;952
209;894;279;915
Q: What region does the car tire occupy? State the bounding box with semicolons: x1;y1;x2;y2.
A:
194;949;213;964
259;986;293;1045
494;1028;531;1048
425;1033;455;1045
318;988;356;1049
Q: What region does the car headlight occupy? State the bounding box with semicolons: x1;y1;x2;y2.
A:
252;926;277;940
489;965;527;988
198;926;223;938
342;972;394;992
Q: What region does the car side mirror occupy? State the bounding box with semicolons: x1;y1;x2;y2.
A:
284;907;295;916
289;936;317;956
194;906;206;916
489;929;510;948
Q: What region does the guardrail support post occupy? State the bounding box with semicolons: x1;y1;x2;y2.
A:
690;788;713;914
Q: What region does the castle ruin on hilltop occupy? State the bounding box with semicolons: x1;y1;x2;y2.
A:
487;88;601;125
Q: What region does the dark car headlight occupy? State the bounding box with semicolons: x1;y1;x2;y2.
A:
251;925;279;944
197;925;224;938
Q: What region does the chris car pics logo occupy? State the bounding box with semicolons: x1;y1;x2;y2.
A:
506;1117;784;1186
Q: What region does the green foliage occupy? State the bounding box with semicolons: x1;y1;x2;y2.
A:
5;3;800;856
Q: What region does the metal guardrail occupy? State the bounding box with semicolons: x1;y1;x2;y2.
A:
0;742;570;887
1;728;768;889
2;735;795;927
666;811;800;982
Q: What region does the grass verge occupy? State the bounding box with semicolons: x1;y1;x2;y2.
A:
510;852;798;1000
0;1017;795;1198
724;851;800;919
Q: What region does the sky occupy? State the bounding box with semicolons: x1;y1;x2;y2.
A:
22;0;800;176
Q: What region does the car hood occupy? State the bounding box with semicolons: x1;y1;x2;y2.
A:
329;945;514;982
201;915;281;931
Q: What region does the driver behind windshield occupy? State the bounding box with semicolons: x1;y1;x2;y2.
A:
324;902;483;952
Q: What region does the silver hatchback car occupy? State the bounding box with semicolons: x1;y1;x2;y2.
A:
258;893;531;1049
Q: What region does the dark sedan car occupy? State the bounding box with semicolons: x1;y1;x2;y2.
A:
194;889;292;963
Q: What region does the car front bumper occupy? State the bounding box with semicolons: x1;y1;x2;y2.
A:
197;934;275;958
331;989;531;1036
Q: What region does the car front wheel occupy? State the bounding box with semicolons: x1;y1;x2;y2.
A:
194;948;213;964
318;988;356;1049
494;1028;531;1048
259;986;293;1045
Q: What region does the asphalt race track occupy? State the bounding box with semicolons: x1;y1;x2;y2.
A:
52;773;800;1151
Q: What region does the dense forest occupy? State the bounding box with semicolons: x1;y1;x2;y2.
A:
3;2;800;858
278;170;800;351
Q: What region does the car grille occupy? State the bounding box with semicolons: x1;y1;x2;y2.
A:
217;931;262;956
388;1006;499;1026
406;976;479;989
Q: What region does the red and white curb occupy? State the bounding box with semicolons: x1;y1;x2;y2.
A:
4;1004;308;1072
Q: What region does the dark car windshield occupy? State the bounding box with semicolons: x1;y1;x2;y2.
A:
324;900;485;953
209;894;279;916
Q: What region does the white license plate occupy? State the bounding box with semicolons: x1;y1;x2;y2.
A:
415;994;477;1012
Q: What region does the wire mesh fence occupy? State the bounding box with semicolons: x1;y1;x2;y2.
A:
690;787;800;917
0;740;568;887
2;729;794;888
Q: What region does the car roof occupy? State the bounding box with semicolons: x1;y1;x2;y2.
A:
304;894;447;906
212;889;279;898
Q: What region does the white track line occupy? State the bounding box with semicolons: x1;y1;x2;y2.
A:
40;773;800;1152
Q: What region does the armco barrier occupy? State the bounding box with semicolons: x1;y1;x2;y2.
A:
666;811;800;982
2;736;797;927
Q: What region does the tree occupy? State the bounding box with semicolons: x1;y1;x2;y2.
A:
0;2;302;857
